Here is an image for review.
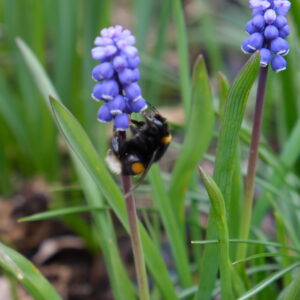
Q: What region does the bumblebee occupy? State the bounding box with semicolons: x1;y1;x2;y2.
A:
106;110;171;176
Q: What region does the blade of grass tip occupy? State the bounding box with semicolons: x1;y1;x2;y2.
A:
196;53;260;300
16;38;59;106
284;269;300;300
148;165;192;287
217;71;230;118
0;242;62;300
238;262;300;300
18;205;107;222
198;167;233;300
49;96;178;299
173;0;191;115
169;55;214;222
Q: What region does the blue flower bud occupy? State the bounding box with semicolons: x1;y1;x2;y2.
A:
274;15;287;28
249;0;270;10
123;46;138;57
252;15;265;31
118;68;135;85
108;95;126;115
252;8;264;16
264;9;277;24
128;98;148;113
264;25;279;40
245;20;257;34
98;104;113;122
132;69;140;82
104;45;118;57
127;56;141;69
124;83;142;101
113;56;128;72
241;39;256;54
279;25;290;38
91;47;106;61
92;63;114;81
270;37;289;55
260;48;271;67
247;32;264;50
94;37;113;46
274;0;291;16
114;113;129;131
271;55;287;72
92;80;119;101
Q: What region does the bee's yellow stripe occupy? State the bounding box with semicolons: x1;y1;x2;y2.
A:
131;162;145;174
161;134;172;144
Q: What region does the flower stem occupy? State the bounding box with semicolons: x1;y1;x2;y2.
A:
119;133;150;300
237;66;269;262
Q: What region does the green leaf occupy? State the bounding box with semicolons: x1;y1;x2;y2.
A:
0;242;61;300
196;53;260;300
49;96;178;299
148;165;191;287
19;205;107;222
198;167;233;300
169;55;214;219
238;263;300;300
284;270;300;300
173;0;191;115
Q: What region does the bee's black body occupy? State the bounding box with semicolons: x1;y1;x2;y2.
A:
107;111;171;176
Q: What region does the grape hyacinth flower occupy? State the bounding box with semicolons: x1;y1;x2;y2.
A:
91;25;148;130
242;0;291;72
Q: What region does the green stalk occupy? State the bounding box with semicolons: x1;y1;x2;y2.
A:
237;67;269;262
121;174;150;300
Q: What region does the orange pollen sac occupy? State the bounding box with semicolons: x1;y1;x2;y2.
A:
131;162;145;174
161;134;172;144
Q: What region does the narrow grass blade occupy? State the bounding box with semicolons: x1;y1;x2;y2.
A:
233;253;298;265
238;263;300;300
284;270;300;300
148;165;191;287
49;96;178;299
0;242;61;300
197;53;261;300
16;38;59;105
192;238;300;253
173;0;191;115
169;55;214;220
19;205;107;222
198;167;233;300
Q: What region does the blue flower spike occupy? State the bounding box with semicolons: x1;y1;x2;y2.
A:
91;25;148;131
242;0;291;72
